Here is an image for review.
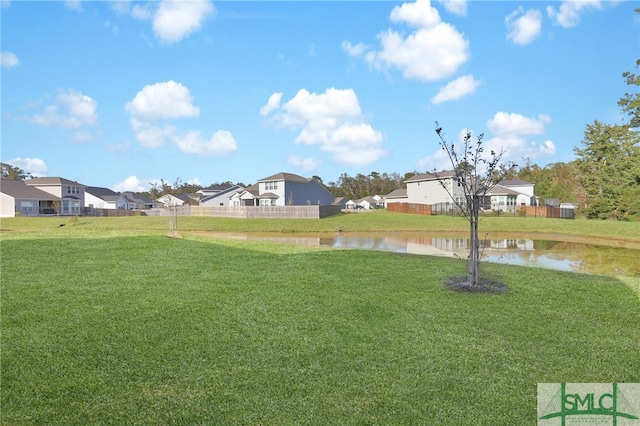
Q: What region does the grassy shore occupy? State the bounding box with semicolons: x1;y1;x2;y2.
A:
2;210;640;241
1;213;639;424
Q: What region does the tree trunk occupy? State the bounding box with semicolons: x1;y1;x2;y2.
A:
468;199;480;286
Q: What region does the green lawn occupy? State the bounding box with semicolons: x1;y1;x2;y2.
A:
3;210;640;241
1;215;639;424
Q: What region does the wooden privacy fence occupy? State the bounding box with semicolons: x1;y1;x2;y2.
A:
84;208;143;217
386;202;432;215
145;204;343;219
387;202;575;219
518;206;575;219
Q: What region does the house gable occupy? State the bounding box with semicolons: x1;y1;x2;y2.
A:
405;171;462;206
255;172;334;206
1;179;60;217
24;176;85;215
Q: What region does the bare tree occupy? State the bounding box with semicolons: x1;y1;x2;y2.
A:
434;123;513;287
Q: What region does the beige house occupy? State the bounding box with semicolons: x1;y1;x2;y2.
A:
0;179;59;217
405;171;465;206
25;177;85;216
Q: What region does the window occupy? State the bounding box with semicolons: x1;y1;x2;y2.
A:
67;186;80;194
265;181;278;191
20;201;33;214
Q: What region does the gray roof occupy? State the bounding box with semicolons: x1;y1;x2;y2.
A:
258;172;309;183
0;179;60;200
201;183;233;191
199;185;243;203
487;185;521;196
85;186;119;198
121;192;157;204
405;171;457;183
498;179;533;187
385;188;408;198
357;196;380;204
259;192;280;199
25;177;85;187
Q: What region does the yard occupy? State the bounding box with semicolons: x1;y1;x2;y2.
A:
1;213;639;424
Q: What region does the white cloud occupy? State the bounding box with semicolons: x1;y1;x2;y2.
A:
419;113;556;171
287;156;320;172
341;41;369;57
484;136;556;162
417;135;456;172
438;0;467;17
1;51;20;68
485;112;556;162
64;0;82;11
153;0;214;43
186;177;202;186
27;89;98;141
259;92;282;116
125;80;200;121
112;175;148;192
108;0;130;15
129;119;175;149
8;157;48;177
346;0;469;82
390;0;442;28
506;7;542;46
546;0;602;28
431;74;480;104
126;80;236;156
487;111;551;138
173;130;237;155
263;88;386;167
131;3;153;20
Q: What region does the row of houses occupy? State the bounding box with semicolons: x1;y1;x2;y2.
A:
0;170;542;218
0;172;340;218
349;171;538;212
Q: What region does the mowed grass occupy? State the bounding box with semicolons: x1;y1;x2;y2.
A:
2;225;639;425
3;210;640;241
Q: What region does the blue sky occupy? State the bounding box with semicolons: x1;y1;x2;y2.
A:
1;0;638;192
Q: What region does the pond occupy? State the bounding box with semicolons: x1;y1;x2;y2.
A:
191;231;640;277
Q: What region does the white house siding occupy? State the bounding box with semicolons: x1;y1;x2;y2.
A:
85;192;116;209
0;193;16;217
407;177;464;206
384;197;407;207
260;180;285;205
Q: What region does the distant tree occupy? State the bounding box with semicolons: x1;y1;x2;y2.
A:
619;58;640;129
574;121;640;219
1;163;32;180
177;182;203;195
148;179;174;200
618;10;640;128
434;123;514;288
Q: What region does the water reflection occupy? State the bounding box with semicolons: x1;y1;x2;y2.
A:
196;232;640;276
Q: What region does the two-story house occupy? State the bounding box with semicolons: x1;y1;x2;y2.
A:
405;171;466;206
229;172;335;207
25;177;85;216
